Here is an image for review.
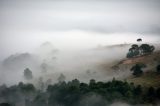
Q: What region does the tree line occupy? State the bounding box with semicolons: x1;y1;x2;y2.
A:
127;44;155;58
0;79;160;106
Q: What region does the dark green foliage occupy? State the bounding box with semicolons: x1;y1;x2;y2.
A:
127;44;140;58
134;85;142;96
147;87;156;103
140;44;155;54
18;82;35;93
156;88;160;99
156;65;160;73
132;44;139;49
46;79;160;106
130;64;145;76
32;93;48;106
0;103;11;106
126;44;155;58
0;79;160;106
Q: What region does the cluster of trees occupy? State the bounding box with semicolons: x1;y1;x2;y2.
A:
130;63;146;76
127;44;155;58
1;79;160;106
130;64;160;76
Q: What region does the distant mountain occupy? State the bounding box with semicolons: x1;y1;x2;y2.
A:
1;53;37;71
1;42;58;72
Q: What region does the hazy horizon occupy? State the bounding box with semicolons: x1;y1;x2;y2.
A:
0;0;160;60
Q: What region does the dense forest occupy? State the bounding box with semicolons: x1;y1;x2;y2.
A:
0;78;160;106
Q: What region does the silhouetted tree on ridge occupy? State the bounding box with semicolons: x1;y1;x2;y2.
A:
24;68;33;80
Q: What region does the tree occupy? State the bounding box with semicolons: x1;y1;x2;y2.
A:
127;44;140;58
45;78;52;87
126;43;155;58
156;65;160;73
132;44;139;49
137;38;142;42
156;87;160;99
70;79;80;87
24;68;33;80
147;87;156;97
133;85;142;103
146;87;156;103
57;73;66;83
130;64;144;76
0;103;11;106
89;79;96;89
19;83;35;95
139;44;155;54
38;77;45;91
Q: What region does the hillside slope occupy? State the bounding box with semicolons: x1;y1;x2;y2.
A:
127;71;160;88
113;50;160;70
113;50;160;87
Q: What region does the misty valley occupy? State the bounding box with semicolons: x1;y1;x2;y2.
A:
0;39;160;106
1;0;160;106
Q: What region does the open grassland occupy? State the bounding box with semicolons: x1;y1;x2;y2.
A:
127;71;160;88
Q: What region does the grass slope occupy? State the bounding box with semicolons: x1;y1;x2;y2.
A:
115;50;160;87
127;71;160;88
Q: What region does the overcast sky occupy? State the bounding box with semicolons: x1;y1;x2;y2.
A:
1;0;160;33
0;0;160;59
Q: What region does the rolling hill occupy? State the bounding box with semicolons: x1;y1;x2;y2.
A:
112;50;160;87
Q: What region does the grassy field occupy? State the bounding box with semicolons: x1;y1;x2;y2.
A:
114;50;160;88
127;71;160;88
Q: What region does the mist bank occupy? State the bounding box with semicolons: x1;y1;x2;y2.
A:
0;31;159;61
0;42;129;86
0;36;159;86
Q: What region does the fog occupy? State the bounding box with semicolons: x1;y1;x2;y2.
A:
0;32;159;61
0;36;158;86
1;1;160;106
0;0;160;86
0;0;160;58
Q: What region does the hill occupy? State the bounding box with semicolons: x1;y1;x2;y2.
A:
127;71;160;88
112;50;160;70
2;53;36;70
112;50;160;87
